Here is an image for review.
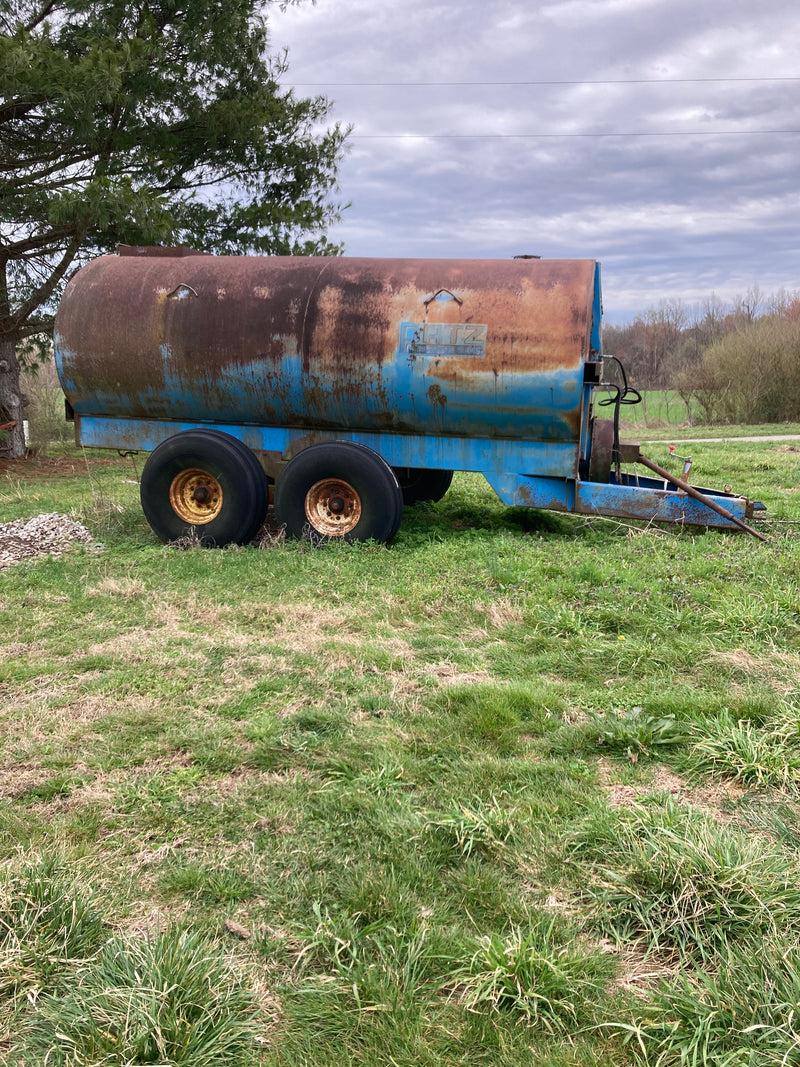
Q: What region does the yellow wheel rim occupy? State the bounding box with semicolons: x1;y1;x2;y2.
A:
169;468;223;525
305;478;362;536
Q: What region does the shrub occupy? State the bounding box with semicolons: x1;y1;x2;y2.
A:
20;360;73;451
677;316;800;424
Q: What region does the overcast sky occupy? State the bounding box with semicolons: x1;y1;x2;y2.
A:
270;0;800;322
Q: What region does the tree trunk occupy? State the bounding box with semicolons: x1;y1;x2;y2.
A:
0;338;26;459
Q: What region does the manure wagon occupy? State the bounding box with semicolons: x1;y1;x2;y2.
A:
54;248;764;545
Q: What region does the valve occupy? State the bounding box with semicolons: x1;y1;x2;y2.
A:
668;445;693;480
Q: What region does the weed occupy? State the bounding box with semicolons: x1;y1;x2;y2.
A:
167;526;206;550
14;927;258;1066
589;706;686;761
460;916;615;1033
0;856;107;1008
569;799;800;960
428;797;516;857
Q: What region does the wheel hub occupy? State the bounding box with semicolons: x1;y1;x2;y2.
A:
305;479;361;536
169;468;223;524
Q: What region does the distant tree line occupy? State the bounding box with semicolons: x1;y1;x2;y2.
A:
603;288;800;424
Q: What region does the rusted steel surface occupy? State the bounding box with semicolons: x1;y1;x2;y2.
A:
54;254;599;446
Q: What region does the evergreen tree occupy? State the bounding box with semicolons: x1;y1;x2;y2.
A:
1;0;346;456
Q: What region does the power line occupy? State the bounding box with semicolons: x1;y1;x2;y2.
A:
290;77;800;87
350;129;800;139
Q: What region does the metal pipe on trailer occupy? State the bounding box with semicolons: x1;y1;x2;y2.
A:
634;451;769;543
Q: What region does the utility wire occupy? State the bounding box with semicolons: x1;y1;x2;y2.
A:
287;75;800;139
290;77;800;86
349;129;800;139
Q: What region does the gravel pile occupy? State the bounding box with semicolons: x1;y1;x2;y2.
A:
0;512;95;567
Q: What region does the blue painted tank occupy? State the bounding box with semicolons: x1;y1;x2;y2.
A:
54;253;602;446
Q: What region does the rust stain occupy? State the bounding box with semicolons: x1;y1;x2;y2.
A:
55;254;597;441
426;383;448;411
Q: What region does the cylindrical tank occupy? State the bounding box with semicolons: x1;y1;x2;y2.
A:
54;253;600;443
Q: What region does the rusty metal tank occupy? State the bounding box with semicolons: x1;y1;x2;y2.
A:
54;253;601;443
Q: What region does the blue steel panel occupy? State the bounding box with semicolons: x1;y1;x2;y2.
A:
484;472;577;511
74;415;753;531
62;346;585;444
482;472;752;529
576;480;754;528
74;416;581;479
590;264;603;355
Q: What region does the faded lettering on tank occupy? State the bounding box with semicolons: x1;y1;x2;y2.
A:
399;322;487;359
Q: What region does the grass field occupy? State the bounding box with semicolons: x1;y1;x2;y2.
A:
1;432;799;1066
613;388;800;441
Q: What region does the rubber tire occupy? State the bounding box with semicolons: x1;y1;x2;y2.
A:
140;430;268;546
274;442;403;544
392;467;454;506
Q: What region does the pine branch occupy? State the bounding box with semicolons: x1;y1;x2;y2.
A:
6;234;81;336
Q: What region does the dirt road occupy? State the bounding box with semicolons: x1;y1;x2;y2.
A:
642;434;800;444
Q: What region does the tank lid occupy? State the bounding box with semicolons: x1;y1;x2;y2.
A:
117;244;211;258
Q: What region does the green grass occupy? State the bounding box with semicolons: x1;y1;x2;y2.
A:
568;798;800;960
614;387;800;439
690;706;800;790
0;856;108;1009
14;928;259;1066
0;435;799;1065
460;915;616;1034
622;938;800;1065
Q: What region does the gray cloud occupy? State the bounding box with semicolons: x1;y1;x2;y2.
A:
271;0;800;319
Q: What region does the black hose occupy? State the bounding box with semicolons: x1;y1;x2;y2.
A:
599;356;642;476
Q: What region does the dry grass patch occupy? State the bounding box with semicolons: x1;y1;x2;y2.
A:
0;691;159;751
0;641;44;662
85;576;147;598
249;973;283;1042
0;764;57;800
257;602;364;654
428;662;492;685
86;626;205;661
481;597;525;628
38;778;117;814
18;753;199;823
116;902;193;940
201;767;308;803
602;940;679;995
149;599;251;642
706;648;800;696
598;759;745;821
